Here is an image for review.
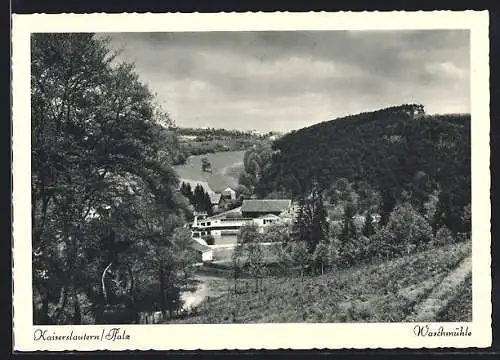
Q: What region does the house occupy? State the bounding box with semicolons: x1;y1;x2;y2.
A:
188;237;213;262
253;214;281;230
190;199;293;242
208;192;222;212
241;199;292;218
221;186;237;200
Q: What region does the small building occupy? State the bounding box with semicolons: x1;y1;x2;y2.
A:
241;199;292;218
190;199;293;242
209;193;222;212
189;237;213;262
222;186;237;200
253;214;280;233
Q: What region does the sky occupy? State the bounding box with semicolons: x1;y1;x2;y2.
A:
105;30;470;133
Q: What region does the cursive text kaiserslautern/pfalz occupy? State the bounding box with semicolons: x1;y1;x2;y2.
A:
34;328;130;341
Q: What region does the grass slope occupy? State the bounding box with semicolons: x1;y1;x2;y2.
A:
173;150;245;192
169;241;471;323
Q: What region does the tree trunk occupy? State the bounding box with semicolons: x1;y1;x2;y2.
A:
159;267;166;315
72;288;82;324
51;286;68;323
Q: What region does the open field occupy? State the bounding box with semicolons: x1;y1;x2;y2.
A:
173;150;245;192
167;241;472;323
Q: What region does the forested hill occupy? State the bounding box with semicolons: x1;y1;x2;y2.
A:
256;104;470;233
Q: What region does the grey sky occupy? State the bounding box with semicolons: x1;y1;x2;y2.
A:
106;30;470;132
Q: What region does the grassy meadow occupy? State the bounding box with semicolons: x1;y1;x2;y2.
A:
173;150;245;192
168;241;472;323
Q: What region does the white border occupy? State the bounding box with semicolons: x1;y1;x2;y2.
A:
12;11;491;351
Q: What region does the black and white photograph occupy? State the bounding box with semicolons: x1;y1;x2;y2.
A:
13;11;491;351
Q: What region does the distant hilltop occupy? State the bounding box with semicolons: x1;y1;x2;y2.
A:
174;126;282;139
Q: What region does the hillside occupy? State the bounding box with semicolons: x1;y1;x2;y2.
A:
168;241;471;323
172;127;271;165
173;151;245;192
256;104;470;233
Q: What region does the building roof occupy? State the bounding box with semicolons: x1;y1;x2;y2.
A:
258;213;280;220
209;192;222;204
205;206;243;221
241;199;292;214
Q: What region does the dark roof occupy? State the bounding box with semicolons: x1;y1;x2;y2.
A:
241;199;291;214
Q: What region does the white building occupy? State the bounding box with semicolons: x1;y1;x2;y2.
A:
190;199;293;241
222;186;237;200
189;237;214;262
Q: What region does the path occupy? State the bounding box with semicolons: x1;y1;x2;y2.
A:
408;255;472;322
180;275;224;311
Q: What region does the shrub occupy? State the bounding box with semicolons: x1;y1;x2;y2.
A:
290;241;311;278
262;222;292;244
371;202;434;260
434;226;454;246
203;234;215;245
312;241;330;274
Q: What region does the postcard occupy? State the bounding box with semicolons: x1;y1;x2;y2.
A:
12;11;491;351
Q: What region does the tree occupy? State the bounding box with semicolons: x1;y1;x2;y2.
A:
291;241;310;279
312;241;330;275
251;105;469;238
180;182;193;203
246;240;266;292
434;226;454;246
292;188;328;254
31;33;189;325
203;191;213;216
461;203;471;236
362;213;376;237
231;240;244;293
237;223;261;245
373;202;433;260
238;170;256;193
201;157;212;172
262;222;292;244
339;202;357;252
192;185;206;212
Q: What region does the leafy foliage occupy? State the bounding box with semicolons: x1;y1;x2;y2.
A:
170;241;471;323
255;105;470;233
31;33;193;324
172;127;270;165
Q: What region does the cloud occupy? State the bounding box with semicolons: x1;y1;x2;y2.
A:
104;30;470;132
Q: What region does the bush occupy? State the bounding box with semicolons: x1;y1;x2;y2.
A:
372;202;433;260
434;226;454;246
262;222;292;244
338;234;372;268
203;234;215;245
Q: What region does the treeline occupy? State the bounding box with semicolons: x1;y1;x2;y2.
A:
238;143;275;197
176;127;258;138
228;104;471;291
180;182;214;216
172;129;270;165
31;34;196;325
231;179;469;293
255;104;471;234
